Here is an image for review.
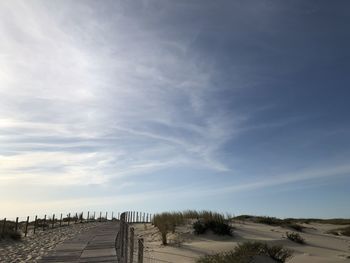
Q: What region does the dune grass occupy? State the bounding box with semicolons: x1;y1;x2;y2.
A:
196;241;292;263
153;210;228;245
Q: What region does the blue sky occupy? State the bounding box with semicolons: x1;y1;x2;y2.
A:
0;0;349;219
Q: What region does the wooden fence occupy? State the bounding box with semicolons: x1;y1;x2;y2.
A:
0;211;121;238
116;211;153;263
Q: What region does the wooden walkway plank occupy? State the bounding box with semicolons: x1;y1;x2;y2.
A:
40;222;119;263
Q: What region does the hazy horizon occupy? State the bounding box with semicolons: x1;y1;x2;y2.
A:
1;0;349;219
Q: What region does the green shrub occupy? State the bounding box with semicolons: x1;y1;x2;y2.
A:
193;220;207;235
193;220;232;236
286;232;305;244
197;241;292;263
206;220;232;236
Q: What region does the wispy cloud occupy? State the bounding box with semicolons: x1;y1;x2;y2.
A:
0;0;238;191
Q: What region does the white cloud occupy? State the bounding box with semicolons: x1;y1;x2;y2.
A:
0;0;238;192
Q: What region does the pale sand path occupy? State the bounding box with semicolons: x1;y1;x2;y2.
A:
0;222;118;263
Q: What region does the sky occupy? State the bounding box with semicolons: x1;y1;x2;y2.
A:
0;0;349;219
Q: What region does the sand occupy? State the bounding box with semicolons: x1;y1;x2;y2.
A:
1;220;349;262
132;221;350;263
0;222;100;262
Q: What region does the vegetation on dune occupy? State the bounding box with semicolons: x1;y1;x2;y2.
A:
253;217;305;232
286;232;305;244
299;218;350;225
0;220;21;241
328;226;350;237
233;215;350;226
196;241;293;263
153;210;229;245
234;216;305;232
193;219;232;236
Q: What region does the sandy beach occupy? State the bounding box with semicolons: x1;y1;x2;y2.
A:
133;221;350;263
0;222;102;262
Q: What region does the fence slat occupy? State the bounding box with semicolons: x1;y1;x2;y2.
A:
24;216;29;237
2;218;6;235
138;238;144;263
52;214;55;228
43;215;46;231
34;215;37;234
15;217;18;232
129;227;134;263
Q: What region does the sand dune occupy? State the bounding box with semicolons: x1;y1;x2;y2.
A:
133;221;350;262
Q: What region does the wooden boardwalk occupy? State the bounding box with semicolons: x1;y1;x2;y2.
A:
40;222;119;263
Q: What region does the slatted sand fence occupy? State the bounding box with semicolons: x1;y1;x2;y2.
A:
0;210;121;240
116;211;155;263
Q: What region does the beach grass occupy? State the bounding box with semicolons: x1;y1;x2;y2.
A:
196;241;292;263
153;210;228;245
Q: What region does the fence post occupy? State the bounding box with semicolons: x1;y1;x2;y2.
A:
80;212;83;223
60;214;62;227
68;213;71;226
138;238;144;263
129;227;134;263
34;215;37;234
124;218;129;263
2;218;6;235
105;212;108;221
75;213;78;224
136;212;139;223
120;213;125;262
43;215;46;231
87;211;90;223
93;212;96;221
25;216;29;237
52;214;55;228
15;217;19;232
99;212;102;222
